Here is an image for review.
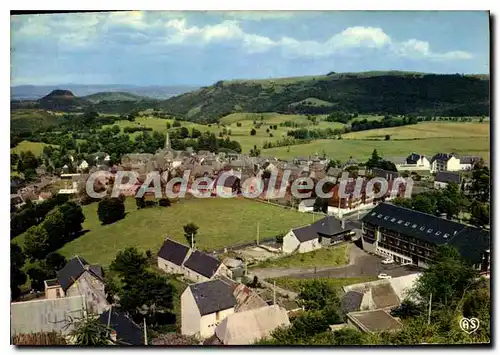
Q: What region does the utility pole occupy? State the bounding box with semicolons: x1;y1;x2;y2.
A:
191;233;194;250
143;317;148;345
273;280;276;305
427;293;432;325
257;222;260;245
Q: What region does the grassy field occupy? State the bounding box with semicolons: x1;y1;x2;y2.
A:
268;276;378;292
252;244;350;269
264;121;490;162
11;140;56;155
13;198;314;267
344;121;490;140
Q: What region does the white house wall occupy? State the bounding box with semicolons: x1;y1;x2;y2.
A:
181;287;202;336
282;231;300;254
298;238;321;254
199;307;235;339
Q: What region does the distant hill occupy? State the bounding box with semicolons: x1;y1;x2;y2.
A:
158;71;490;122
11;84;198;100
83;91;146;103
36;89;90;111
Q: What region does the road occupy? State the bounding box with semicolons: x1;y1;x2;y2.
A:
251;243;422;280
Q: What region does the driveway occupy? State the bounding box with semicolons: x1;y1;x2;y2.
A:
251;244;423;280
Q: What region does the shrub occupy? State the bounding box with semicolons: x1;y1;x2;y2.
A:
159;198;171;207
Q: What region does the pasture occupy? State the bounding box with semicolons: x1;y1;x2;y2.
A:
264;121;490;162
11;140;56;156
39;198;315;267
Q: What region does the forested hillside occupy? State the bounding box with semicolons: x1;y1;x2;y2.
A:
158;72;489;123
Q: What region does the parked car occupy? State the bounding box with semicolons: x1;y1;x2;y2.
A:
381;258;394;265
378;273;392;279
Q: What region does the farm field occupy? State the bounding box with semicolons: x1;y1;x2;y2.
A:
268;276;378;292
264;121;490;162
11;140;56;155
11;198;314;267
344;121;490;140
252;244;350;269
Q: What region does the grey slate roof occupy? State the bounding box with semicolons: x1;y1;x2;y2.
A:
189;280;236;316
431;152;453;163
460;156;481;164
347;309;403;333
435;171;461;184
362;203;490;264
183;250;222;279
406;153;422;164
291;225;318;243
340;291;363;314
99;309;143;345
56;256;90;292
299;198;316;208
372;168;400;181
157;238;190;266
312;216;355;237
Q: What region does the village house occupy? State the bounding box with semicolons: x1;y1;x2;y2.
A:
214;305;290;345
183;250;232;283
77;160;89;172
11;295;86;336
157;238;191;275
346;309;403;334
44;256;109;314
395;153;431;172
430;153;461;173
298;198;315;212
181;279;237;339
98;309;144;345
282;215;356;254
157;238;231;283
434;171;461;189
459;155;481;171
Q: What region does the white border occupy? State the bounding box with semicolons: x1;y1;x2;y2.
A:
3;2;496;354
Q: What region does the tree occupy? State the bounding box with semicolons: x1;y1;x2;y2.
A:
119;272;174;322
298;279;341;312
249;145;261;157
470;201;489;227
414;245;478;308
24;225;51;260
313;197;328;213
27;260;54;291
58;201;85;237
411;194;435;214
250;128;256;136
392;197;412;209
470;165;490;202
110;247;148;278
179;127;190;139
97;197;125;225
191;128;201;138
385;134;391;140
183;223;199;247
11;243;27;300
136;196;146;209
42;209;66;250
158;198;171;207
172;120;181;128
66;313;113;345
437;196;460;220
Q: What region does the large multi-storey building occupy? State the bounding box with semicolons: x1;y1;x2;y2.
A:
361;203;490;271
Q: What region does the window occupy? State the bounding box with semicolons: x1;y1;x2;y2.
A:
427;229;433;233
398;220;404;224
391;218;396;222
412;224;417;228
384;216;389;220
404;222;410;226
377;214;383;218
371;212;377;216
436;231;441;236
443;233;449;239
420;226;425;231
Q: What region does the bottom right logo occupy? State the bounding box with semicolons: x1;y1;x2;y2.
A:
459;317;480;334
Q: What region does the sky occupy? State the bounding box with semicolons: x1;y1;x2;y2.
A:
10;11;490;86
